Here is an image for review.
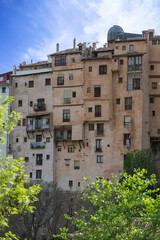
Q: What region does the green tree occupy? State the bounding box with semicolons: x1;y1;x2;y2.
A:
124;149;158;178
0;96;41;239
54;170;160;240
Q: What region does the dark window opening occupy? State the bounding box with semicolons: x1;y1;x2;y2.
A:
95;105;101;117
94;86;101;97
99;65;107;74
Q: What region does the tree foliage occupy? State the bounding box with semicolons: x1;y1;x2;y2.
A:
54;170;160;240
124;149;158;178
0;96;41;239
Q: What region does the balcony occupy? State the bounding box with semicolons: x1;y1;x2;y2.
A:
33;103;46;111
30;141;45;149
54;126;72;141
27;123;50;131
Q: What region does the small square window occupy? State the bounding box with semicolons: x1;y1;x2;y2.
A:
150;65;154;70
72;91;76;98
24;137;27;142
46;137;50;142
115;46;119;50
150;97;155;103
57;146;61;151
99;65;107;74
129;45;134;51
152;82;157;89
24;157;29;162
18;100;22;107
74;160;80;169
36;170;42;179
46;155;50;160
89;66;92;72
89;124;94;131
122;46;126;50
69;180;73;187
28;80;34;88
120;59;124;65
45;78;51;85
118;77;123;83
2;87;6;93
87;88;91;93
68;146;74;153
116;98;120;104
88;107;92;112
69;74;73;80
65;159;70;166
71;58;75;63
152;110;155;116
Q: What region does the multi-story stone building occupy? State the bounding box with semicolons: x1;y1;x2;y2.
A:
8;25;160;190
11;58;54;182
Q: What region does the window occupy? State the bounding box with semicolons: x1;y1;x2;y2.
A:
36;135;42;142
45;78;51;85
99;65;107;74
124;116;131;128
64;159;70;166
122;46;126;50
128;56;142;71
57;75;64;85
116;98;120;104
16;138;19;143
71;58;75;63
120;59;124;65
28;80;34;88
95;139;102;152
68;146;74;152
152;40;157;45
15;82;18;88
95;105;101;117
36;154;43;165
69;74;73;80
97;123;104;135
46;155;50;160
129;45;134;51
55;56;66;66
46;118;50;125
118;77;123;83
46;137;50;142
36;170;42;179
88;107;92;112
64;90;71;104
152;82;157;89
97;155;103;163
24;157;29;162
87;88;91;93
30;172;32;178
2;87;6;93
115;46;119;50
17;120;21;126
72;91;76;98
24;137;27;142
69;180;73;187
57;146;61;151
125;97;132;110
94;86;101;97
78;182;80;187
74;160;80;169
89;124;94;131
123;134;131;147
152;110;155;116
30;101;33;107
128;78;141;90
150;97;155;103
63;109;70;122
22;119;26;126
18;100;22;107
89;66;92;72
157;129;160;134
150;65;154;70
25;82;27;86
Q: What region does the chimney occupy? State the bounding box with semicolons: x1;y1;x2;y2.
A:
88;46;92;56
93;42;96;49
56;43;59;52
13;65;16;75
73;38;76;49
82;42;86;50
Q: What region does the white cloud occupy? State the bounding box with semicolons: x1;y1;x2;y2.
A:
21;0;160;63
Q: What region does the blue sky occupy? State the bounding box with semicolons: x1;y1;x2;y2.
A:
1;0;160;73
